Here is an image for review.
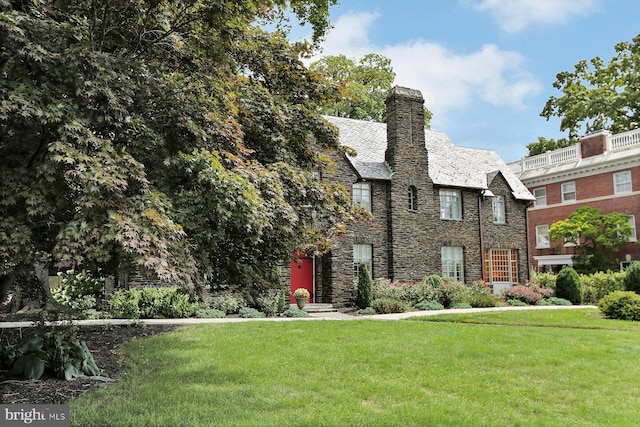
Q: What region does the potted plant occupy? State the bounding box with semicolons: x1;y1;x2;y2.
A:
293;288;310;309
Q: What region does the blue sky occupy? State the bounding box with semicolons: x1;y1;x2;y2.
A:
297;0;640;162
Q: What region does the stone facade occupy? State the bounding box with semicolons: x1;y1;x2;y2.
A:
310;86;533;306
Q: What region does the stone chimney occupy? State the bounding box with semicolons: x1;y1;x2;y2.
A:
385;86;426;170
580;130;611;158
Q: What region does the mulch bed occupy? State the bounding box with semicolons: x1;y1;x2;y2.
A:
0;317;178;405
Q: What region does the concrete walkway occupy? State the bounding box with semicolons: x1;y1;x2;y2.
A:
0;304;597;328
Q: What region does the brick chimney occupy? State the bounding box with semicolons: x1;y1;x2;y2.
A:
580;130;611;158
384;86;426;170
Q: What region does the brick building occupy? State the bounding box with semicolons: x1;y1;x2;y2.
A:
508;129;640;273
291;86;534;307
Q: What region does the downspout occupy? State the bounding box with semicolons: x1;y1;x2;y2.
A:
478;191;485;281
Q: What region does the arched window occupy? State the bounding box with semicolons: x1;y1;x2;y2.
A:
408;185;418;211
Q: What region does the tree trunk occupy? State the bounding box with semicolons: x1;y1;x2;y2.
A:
0;268;62;314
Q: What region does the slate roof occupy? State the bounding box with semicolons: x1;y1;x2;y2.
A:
325;116;535;201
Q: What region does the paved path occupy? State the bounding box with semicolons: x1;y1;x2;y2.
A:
0;305;596;328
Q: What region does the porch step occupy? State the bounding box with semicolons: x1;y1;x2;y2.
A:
290;303;338;313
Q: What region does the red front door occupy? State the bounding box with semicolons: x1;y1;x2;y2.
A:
290;255;314;303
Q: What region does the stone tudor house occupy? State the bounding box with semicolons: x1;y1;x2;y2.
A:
290;86;535;307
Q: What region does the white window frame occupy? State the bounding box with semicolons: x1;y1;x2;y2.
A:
535;224;550;248
533;187;547;207
440;189;462;220
441;246;464;282
629;215;637;242
614;171;632;194
353;244;372;277
492;195;505;224
561;182;576;203
352;182;371;212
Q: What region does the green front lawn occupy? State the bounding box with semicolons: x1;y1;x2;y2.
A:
71;309;640;426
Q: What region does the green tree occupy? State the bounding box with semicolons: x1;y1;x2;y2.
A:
549;207;633;273
310;53;433;126
525;136;576;157
0;0;366;312
541;33;640;139
555;267;582;304
356;263;373;309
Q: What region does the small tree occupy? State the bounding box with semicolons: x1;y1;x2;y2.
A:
549;207;632;273
555;267;583;304
624;261;640;294
356;264;373;309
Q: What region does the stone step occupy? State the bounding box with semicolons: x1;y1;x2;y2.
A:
290;303;338;313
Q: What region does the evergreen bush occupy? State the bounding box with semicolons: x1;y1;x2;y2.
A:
238;307;265;318
195;309;226;318
624;261;640;294
282;307;309;317
598;291;640;321
555;267;583;304
357;264;373;309
414;300;444;311
468;294;497;308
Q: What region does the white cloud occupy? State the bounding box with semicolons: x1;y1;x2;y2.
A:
308;11;543;126
469;0;598;33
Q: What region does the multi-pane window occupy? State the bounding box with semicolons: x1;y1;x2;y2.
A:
353;244;372;277
561;182;576;202
483;249;518;284
408;186;418;211
441;246;464;282
614;171;632;194
352;182;371;212
533;188;547;207
629;215;637;242
492;195;505;224
535;224;550;248
440;189;462;220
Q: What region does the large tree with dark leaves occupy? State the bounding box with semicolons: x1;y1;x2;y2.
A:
0;0;362;311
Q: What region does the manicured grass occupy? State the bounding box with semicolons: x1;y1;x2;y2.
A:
71;311;640;426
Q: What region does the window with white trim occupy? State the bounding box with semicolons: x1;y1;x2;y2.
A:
535;224;550;248
440;189;462;220
352;182;371;212
614;171;632;194
492;195;505;224
441;246;464;282
561;182;576;202
483;248;518;284
628;215;637;242
533;188;547;207
353;244;372;277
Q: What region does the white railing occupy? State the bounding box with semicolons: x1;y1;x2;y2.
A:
508;145;580;174
508;128;640;175
611;128;640;151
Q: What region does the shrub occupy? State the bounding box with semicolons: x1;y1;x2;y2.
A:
556;267;583;304
257;289;287;317
108;289;142;319
371;298;409;314
357;307;376;315
438;280;472;307
414;300;444;311
53;270;105;311
582;271;625;303
468;279;492;296
211;293;245;314
598;291;640;321
468;294;497;308
452;303;472;309
548;297;572;306
108;287;198;319
424;274;445;289
507;299;527;306
503;285;543;305
238;307;265;318
282;307;310;318
372;279;408;302
532;272;556;289
624;261;640;294
195;309;226;318
356;264;373;309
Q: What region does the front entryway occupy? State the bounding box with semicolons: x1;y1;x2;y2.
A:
290;255;314;303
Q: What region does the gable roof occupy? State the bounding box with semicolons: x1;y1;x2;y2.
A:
325;116;534;201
